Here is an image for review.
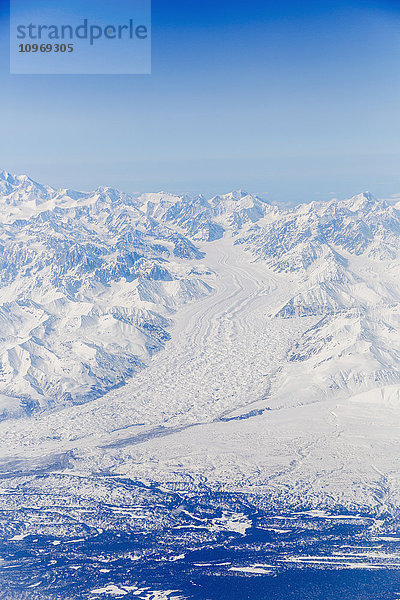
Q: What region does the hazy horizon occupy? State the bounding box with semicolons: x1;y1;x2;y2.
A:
1;0;400;204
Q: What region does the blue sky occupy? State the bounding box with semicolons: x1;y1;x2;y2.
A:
1;0;400;203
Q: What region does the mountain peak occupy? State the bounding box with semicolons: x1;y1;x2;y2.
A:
0;170;35;184
346;191;378;211
227;189;250;200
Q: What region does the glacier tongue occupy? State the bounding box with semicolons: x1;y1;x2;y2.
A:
0;172;214;417
1;173;400;509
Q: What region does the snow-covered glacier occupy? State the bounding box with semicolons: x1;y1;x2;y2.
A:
0;172;213;417
1;172;400;599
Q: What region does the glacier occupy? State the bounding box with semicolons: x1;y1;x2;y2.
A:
1;171;400;598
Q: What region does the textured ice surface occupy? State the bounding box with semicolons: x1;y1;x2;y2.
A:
2;173;400;597
0;176;400;508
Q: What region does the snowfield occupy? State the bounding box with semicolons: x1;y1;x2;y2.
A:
0;171;400;512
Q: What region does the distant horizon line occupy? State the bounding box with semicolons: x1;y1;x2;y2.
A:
1;168;395;209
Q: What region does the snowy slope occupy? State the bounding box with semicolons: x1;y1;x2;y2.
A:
236;192;400;410
0;172;212;417
2;175;400;510
140;189;273;241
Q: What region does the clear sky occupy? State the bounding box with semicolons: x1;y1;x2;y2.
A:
1;0;400;204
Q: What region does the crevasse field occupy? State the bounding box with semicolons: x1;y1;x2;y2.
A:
0;171;400;599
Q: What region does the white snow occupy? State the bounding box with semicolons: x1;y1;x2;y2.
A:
90;584;128;596
229;565;274;575
1;175;400;510
9;532;30;541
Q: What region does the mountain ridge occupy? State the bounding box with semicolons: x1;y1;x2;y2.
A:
1;170;400;429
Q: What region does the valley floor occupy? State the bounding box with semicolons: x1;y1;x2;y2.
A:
0;237;400;512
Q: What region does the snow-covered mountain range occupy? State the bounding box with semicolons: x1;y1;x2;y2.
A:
2;171;400;423
2;171;400;511
0;172;214;417
237;192;400;408
0;172;277;418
